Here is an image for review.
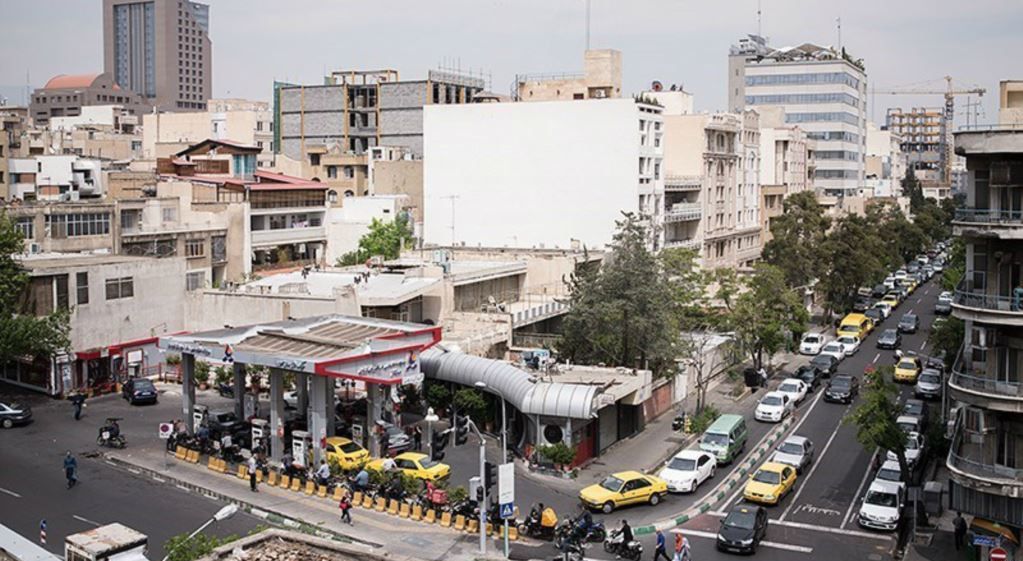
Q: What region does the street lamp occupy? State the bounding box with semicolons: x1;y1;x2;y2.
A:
425;407;439;456
474;381;509;557
161;504;238;561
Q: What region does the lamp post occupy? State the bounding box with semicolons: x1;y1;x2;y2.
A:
425;407;439;456
475;381;509;557
161;504;238;561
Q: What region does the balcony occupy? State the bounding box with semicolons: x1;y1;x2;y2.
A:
250;226;326;248
947;416;1023;500
950;354;1023;413
952;279;1023;326
953;208;1023;239
664;175;702;192
663;203;702;223
664;238;700;250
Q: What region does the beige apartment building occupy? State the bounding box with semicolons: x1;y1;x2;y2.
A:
514;49;622;102
29;73;150;126
142;99;273;165
758;107;815;244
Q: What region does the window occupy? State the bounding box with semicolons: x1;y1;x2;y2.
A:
185;238;205;258
327;166;338;179
745;72;860;89
15;216;34;239
344;166;354;179
76;272;89;305
162;208;177;223
105;277;134;300
186;271;205;291
55;275;69;310
45;213;111;238
310;153;321;166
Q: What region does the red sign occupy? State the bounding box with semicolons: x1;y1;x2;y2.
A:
990;547;1007;561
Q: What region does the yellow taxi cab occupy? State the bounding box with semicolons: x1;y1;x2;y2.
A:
324;437;369;470
743;462;797;505
365;452;451;482
894;356;922;383
881;293;901;308
838;313;874;340
579;470;668;514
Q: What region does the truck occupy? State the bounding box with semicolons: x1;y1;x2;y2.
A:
65;523;148;561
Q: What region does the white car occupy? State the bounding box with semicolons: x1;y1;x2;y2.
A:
799;333;826;355
284;390;300;409
858;480;904;531
873;301;893;319
776;378;808;405
883;276;896;291
658;450;717;493
873;459;905;490
819;341;847;362
886;431;925;467
754;391;794;423
835;335;861;356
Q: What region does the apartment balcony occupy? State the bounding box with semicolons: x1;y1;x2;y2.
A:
953;208;1023;240
664;175;702;192
250;226;326;248
664;238;700;250
663;203;702;223
950;354;1023;414
952;279;1023;327
947;416;1023;502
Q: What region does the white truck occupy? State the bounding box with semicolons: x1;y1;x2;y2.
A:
65;523;148;561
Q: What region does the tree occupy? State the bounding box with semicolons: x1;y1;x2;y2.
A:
452;388;487;425
0;212;71;363
941;238;965;292
164;533;236;561
928;316;964;369
762;191;831;289
683;331;741;413
846;367;911;486
559;213;680;377
904;167;926;213
336;215;413;266
727;263;809;370
819;214;887;319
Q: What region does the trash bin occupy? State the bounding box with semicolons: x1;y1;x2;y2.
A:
922;481;944;518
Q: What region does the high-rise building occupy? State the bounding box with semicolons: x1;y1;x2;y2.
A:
729;34;867;198
103;0;211;111
885;107;944;185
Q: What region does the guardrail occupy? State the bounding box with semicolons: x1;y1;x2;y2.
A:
953;279;1023;313
954;208;1023;224
950;358;1023;398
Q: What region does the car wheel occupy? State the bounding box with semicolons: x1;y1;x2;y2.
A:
602;501;615;514
2;419;12;429
650;493;661;506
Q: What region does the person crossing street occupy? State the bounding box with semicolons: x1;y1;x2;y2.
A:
63;451;78;489
652;529;671;561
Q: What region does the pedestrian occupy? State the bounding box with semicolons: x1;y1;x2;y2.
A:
247;455;258;492
652;529;671;561
672;531;690;561
413;426;423;451
70;392;85;420
378;429;389;457
63;451;78;489
339;490;353;525
953;511;967;551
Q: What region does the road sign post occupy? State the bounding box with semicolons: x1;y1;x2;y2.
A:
498;462;515;557
990;547;1007;561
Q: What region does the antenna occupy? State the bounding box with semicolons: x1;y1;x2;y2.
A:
585;0;591;51
757;0;762;37
836;17;842;52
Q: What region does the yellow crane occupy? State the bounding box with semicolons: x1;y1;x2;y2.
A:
874;76;986;185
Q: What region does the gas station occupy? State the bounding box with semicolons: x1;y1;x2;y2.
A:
159;314;440;465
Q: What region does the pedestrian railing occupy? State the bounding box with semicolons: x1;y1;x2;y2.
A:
953;279;1023;313
947;416;1023;482
954;208;1023;224
949;358;1023;398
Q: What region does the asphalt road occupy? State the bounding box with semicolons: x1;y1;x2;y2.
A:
0;386;261;558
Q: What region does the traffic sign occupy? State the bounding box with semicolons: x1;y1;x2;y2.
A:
990;547;1007;561
498;462;514;504
499;502;514;520
158;423;173;439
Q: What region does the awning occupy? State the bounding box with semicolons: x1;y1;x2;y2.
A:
971;518;1020;545
420;348;599;419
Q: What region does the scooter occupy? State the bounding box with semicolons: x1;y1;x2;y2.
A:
97;418;127;449
517;507;557;540
554;517;606;550
216;382;234;398
603;529;642;561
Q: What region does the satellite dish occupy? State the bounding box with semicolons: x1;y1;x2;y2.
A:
651;81;664;92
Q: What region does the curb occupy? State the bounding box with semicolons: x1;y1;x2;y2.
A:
103;454;373;547
633;416;796;536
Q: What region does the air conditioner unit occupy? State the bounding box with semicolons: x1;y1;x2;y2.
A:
28;242;41;254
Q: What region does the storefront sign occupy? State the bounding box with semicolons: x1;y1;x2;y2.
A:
166;342;213;356
275;359;308;371
401;371;425;386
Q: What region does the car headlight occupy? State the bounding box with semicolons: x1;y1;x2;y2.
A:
763;494;775;500
740;538;754;546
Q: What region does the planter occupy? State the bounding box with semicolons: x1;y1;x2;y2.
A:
199;383;208;391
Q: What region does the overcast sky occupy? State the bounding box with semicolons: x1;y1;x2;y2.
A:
2;0;1019;126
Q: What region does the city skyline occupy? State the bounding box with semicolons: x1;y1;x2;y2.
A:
1;0;1019;126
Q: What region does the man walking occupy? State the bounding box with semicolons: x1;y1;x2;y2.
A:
652;529;670;561
953;512;967;551
64;451;78;489
413;426;423;451
70;392;85;421
247;455;258;492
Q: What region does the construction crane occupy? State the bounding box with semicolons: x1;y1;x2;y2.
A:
873;76;986;185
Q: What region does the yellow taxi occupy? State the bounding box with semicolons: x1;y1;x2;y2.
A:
324;437;369;470
837;313;874;340
894;356;922;383
365;452;451;482
881;293;901;308
579;470;668;514
743;462;797;505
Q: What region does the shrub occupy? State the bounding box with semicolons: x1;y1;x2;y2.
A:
214;365;231;386
447;485;468;504
689;405;721;435
165;354;181;366
425;383;451;411
193;360;211;385
453;388;486;425
538;442;576;466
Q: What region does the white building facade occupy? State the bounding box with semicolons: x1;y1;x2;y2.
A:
423;98;664;250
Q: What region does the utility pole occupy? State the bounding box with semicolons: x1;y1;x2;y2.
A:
585;0;591;51
757;0;762;38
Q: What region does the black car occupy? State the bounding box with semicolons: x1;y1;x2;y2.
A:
122;378;158;405
864;308;884;325
0;400;32;428
794;365;823;391
824;375;859;404
853;297;874;313
898;313;920;334
207;411;252;448
872;284;888;298
717;504;768;554
809;354;839;377
903;399;929;426
876;329;902;350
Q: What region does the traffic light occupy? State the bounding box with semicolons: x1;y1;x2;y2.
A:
484;460;497;493
430;429;450;461
454;412;469;446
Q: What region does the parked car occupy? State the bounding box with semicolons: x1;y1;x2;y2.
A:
799;333;826;355
716;505;768;554
835;335;861;356
935;292;953;315
872;284;888;298
873;301;893;319
853;297;874;313
794;365;823;391
824;375;859;404
914;369;942;400
658;450;717;493
886;431;925;467
810;354;839;377
881;293;901;309
122;378;158;405
896;415;922;435
366;451;450;481
743;462;797;505
377;421;413;455
864;308;884;325
876;329;902;350
858;480;905;531
579;471;668;513
903;398;929;420
874;459;905;490
898;313;920;334
770;435;814;473
776;378;809;405
820;341;847;362
755;391;794;423
0;400;32;428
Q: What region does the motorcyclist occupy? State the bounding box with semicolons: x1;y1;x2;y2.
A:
314;460;331;486
572;508;594;543
106;418;121;438
619;519;634;544
541;504;558;530
353;468;370;492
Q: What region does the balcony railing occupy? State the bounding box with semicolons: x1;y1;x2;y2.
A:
954;208;1023;224
664;238;700;250
948;415;1023;483
664;175;702;191
664;203;702;223
953;279;1023;313
250;226;326;247
950;355;1023;399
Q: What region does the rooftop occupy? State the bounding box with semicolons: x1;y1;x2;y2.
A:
197;529;410;561
42;73;113;90
241;268;439;307
64;523;147;555
19;252;147;270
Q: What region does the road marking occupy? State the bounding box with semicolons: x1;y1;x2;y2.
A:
791;504;842;517
128;468;141;475
916;298;923;305
920;340;927;351
842;450;879;529
176;484;189;491
768;518;891;541
677;528;814;553
780;401;851;521
872;352;880;364
73;515;101;526
0;486;22;498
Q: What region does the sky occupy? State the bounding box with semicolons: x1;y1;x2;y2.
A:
1;0;1020;127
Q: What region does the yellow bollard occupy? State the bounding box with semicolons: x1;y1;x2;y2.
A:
279;475;291;489
454;514;466;531
255;470;264;483
304;481;315;495
508;526;518;541
317;485;328;498
374;497;386;512
388;499;399;515
411;504;423;521
352;491;363;505
267;471;278;486
333;486;344;501
362;494;373;508
466;518;478;533
440;511;452;528
399;503;410;518
290;479;301;492
207;457;218;471
424;509;436;524
175;446;187;461
236;465;247;479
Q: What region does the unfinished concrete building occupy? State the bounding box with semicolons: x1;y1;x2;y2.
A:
886;107;946;185
513;49;622;102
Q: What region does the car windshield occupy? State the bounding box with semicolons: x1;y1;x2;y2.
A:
803;335;820;344
134;380;155;390
778;442;803;455
824;343;843;352
761;396;783;406
877;468;901;482
780;383;800;393
838;337;856;345
830;378;852;389
901;316;916;324
724;511;756;529
865;490;898;507
668;458;697;471
216;412;237;423
340;442;363;454
883;330;897;338
703;433;729;447
920;373;941;384
753;470;780;485
904;403;924;416
898;360;917;370
812;356;834;366
600;476;624;492
419;457;440;469
906;437;920;450
897;421;917;432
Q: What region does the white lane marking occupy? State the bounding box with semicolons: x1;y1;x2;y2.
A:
679;528;814;553
916;298;923;305
73;514;101;526
780;401;851;521
705;512;891;541
920;340;927;351
842;450;878;529
872;352;880;364
0;486;22;498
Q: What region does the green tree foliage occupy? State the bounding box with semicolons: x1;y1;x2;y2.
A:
762;191;831;289
819;213;888;317
845;367;911;485
452;388;487;424
336;215;412;266
942;238;965;291
559;213;679;377
0;212;71;363
869;204;928;270
164;533;237;561
928;316;965;369
904;167;926;213
726;264;809;369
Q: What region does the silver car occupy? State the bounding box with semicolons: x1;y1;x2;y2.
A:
914;369;942;400
770;435;814;473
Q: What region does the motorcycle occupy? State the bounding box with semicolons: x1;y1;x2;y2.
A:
552;539;585;561
603;529;642;561
671;411;687;432
216;382;234;398
517;507;558;540
554;516;606;550
97;418;127;449
451;498;479;520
